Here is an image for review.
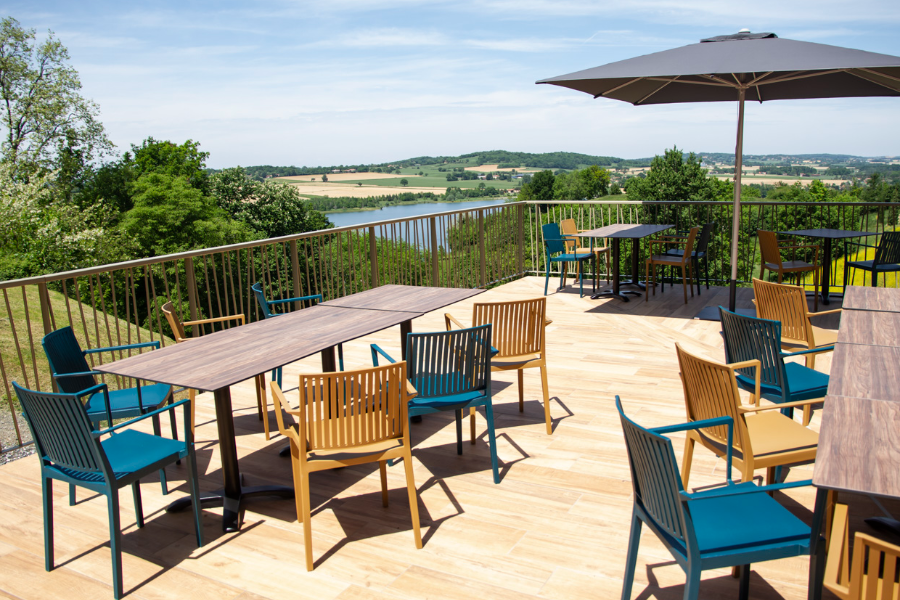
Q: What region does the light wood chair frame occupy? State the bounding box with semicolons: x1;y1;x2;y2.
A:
751;278;840;369
825;503;900;600
271;363;423;571
676;343;821;490
560;218;611;285
445;297;554;435
161;301;266;437
758;230;821;312
645;227;699;304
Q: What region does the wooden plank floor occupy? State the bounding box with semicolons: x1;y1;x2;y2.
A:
0;276;892;600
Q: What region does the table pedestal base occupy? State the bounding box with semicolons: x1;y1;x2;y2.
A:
166;485;295;532
591;289;640;301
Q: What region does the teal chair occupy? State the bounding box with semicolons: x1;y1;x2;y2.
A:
616;396;825;600
718;306;831;426
845;231;900;287
250;281;342;383
42;326;176;501
542;222;593;298
13;381;204;600
371;324;500;483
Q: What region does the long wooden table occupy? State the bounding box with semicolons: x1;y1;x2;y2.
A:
813;286;900;539
97;285;484;531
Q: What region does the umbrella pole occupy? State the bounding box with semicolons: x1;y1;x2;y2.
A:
729;88;746;312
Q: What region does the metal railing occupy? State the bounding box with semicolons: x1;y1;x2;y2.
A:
1;197;898;455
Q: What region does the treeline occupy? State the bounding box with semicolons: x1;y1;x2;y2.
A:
517;165;615;200
306;185;504;212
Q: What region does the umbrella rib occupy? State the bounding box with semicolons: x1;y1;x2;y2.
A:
598;78;643;98
648;76;732;88
847;69;900;92
857;68;900;85
635;77;677;104
756;69;843;85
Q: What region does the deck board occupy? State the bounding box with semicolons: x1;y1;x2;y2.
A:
0;276;888;600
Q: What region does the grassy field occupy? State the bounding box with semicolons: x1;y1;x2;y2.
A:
337;175;514;189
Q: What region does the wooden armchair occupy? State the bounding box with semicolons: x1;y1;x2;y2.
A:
824;503;900;599
758;230;820;311
645;226;698;304
161;301;263;437
446;297;554;435
752;278;840;369
270;364;423;571
676;343;819;489
560;218;610;285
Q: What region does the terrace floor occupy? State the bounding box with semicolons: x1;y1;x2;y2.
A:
0;275;890;600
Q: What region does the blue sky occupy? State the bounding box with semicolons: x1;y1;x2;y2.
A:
12;1;900;168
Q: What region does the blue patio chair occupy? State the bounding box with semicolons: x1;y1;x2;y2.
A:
844;231;900;288
13;381;203;600
42;326;176;501
542;222;593;298
719;306;831;426
250;282;342;385
371;324;499;483
616;396;825;600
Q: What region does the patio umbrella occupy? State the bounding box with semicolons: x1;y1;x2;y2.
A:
538;30;900;311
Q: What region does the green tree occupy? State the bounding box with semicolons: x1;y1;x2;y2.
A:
322;173;328;182
626;147;718;203
400;178;409;186
0;18;112;179
527;170;555;200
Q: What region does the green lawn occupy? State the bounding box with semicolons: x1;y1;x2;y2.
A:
339;175;514;189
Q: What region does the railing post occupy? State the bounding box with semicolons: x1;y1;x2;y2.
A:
290;240;302;307
517;204;525;276
369;226;379;288
37;282;57;392
184;257;200;337
478;209;487;288
430;217;439;286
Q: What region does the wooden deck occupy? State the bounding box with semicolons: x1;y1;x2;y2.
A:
0;276;891;600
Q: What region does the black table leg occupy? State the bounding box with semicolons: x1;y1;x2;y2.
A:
618;237;650;291
591;238;639;301
321;346;337;372
166;386;294;532
401;319;412;360
821;237;833;305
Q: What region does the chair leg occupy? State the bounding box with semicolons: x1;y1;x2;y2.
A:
300;467;314;571
578;260;584;298
186;449;204;547
151;415;169;496
739;564;751;600
681;436;695;490
681;265;688;304
540;364;552;435
544;262;551;296
813;268;819;312
132;481;144;528
455;410;463;455
517;369;524;413
379;461;389;507
484;401;500;484
290;446;304;522
401;446;423;549
561;263;568;290
469;406;476;445
808;535;826;600
605;249;611;284
69;483;76;506
704;257;710;290
107;491;124;600
645;260;650;302
42;476;54;571
621;511;642;600
189;389;197;437
684;566;702;600
257;375;270;441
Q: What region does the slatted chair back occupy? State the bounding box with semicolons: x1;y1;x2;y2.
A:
675;227;699;266
752;278;810;343
250;282;276;319
560;218;579;252
676;344;750;453
472;297;546;358
825;503;900;600
874;231;900;267
758;230;783;268
161;301;188;342
719;307;786;392
41;326;97;394
542;222;569;256
13;382;105;476
298;362;408;451
405;325;492;400
696;222;715;254
616;397;691;546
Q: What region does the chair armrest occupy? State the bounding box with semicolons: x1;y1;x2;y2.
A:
370;344;397;366
728;359;761;406
782;346;834;358
653;416;734;482
545;318;553;326
84;340;160;355
406;381;418;399
738;398;825;414
92;397;190;437
444;313;467;331
680;479;812;501
268;294;323;307
184;313;245;326
54;370;103;379
807;308;842;318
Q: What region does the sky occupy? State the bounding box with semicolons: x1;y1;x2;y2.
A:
11;1;900;168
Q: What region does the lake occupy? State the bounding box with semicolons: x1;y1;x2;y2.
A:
324;198;509;229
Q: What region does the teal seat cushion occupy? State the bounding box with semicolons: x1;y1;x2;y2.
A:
736;362;828;402
551;252;592;262
49;430;184;483
409;390;486;411
84;383;172;421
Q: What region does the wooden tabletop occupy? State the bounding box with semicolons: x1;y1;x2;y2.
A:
573;224;673;239
813;395;900;498
781;228;877;239
96;305;419;392
843;286;900;313
827;343;900;402
837;309;900;348
321;284;484;313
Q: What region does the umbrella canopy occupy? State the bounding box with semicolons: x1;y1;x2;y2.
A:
538;31;900;310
